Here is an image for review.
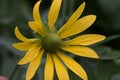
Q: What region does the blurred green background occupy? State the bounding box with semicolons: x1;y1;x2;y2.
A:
0;0;120;80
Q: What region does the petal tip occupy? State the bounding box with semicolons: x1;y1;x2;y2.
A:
18;59;29;65
102;35;106;40
98;35;106;42
12;44;17;48
82;1;86;6
15;26;19;31
94;54;99;59
91;15;97;20
18;61;24;65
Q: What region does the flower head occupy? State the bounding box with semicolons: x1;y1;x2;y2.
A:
13;0;105;80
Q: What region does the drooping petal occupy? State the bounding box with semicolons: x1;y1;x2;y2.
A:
26;49;44;80
58;15;96;39
52;54;69;80
57;52;88;80
18;46;41;65
63;34;106;46
48;0;62;32
33;0;42;23
44;53;54;80
58;2;85;34
13;42;34;51
61;46;98;58
15;27;29;42
28;21;46;36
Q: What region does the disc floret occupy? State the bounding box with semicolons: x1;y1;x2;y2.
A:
41;33;62;53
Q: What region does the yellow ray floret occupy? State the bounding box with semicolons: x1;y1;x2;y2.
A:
58;15;96;39
44;53;54;80
61;46;99;58
57;52;88;80
18;46;41;65
63;34;106;45
26;49;44;80
28;21;46;36
13;42;34;51
15;27;29;42
58;2;85;34
52;54;69;80
48;0;62;32
33;0;42;23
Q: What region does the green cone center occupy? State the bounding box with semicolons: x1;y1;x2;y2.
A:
41;33;62;53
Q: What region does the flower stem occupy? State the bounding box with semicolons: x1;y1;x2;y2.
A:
69;0;74;15
8;64;20;80
61;0;67;21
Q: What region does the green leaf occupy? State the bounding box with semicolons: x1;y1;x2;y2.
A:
114;59;120;66
75;56;120;80
93;46;120;60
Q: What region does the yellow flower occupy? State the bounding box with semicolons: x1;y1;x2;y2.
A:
13;0;105;80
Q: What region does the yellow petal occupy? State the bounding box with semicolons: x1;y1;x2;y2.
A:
52;54;69;80
57;52;88;80
18;46;41;65
64;34;106;46
58;2;85;34
26;49;44;80
44;53;54;80
58;15;96;39
15;27;29;42
28;21;46;36
33;0;42;23
48;0;62;32
61;46;98;58
13;42;34;51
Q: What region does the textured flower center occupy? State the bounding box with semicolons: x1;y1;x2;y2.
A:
41;33;62;53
